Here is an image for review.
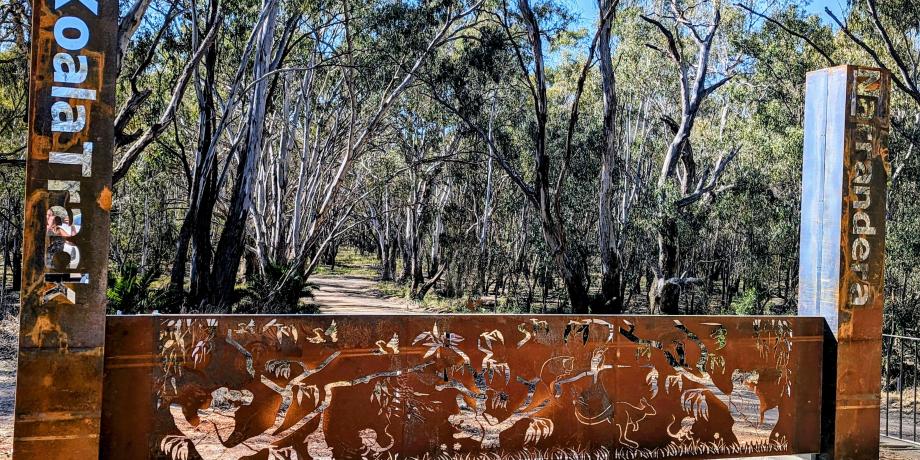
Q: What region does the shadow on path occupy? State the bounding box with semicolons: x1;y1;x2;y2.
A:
311;274;421;315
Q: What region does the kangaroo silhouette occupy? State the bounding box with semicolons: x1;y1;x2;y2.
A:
614;397;657;449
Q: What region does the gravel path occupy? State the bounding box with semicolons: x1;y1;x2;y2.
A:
0;357;14;459
882;437;920;459
311;274;421;315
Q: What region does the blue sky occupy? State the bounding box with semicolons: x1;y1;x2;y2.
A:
567;0;848;29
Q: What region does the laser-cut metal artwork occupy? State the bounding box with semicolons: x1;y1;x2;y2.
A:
101;315;823;459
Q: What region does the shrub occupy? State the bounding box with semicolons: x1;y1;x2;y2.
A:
730;287;760;316
236;262;318;314
106;264;159;314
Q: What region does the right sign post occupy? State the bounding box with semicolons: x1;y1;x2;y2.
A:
799;65;890;459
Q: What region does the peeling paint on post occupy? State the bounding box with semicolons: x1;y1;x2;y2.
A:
13;0;116;456
799;65;889;459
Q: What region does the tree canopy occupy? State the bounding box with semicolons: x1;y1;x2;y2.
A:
0;0;918;335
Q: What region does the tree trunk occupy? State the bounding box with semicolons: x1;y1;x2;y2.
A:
519;0;590;314
376;232;393;281
429;212;443;278
189;167;216;303
537;215;590;313
209;0;278;307
403;206;421;291
168;0;219;303
385;242;397;282
398;227;411;283
169;213;193;293
652;217;680;314
413;258;447;301
477;156;494;294
243;248;259;282
11;240;20;292
595;0;623;314
321;239;338;269
379;246;393;281
188;41;219;306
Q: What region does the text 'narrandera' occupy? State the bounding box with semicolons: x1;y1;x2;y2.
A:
847;68;886;308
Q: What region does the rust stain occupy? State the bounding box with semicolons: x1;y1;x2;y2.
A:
837;66;886;459
26;315;68;350
98;186;112;211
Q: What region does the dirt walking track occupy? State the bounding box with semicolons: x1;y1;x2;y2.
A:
311;274;421;315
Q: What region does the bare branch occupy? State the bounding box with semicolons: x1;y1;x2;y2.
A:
733;2;835;66
702;74;734;98
865;0;920;99
640;15;682;64
113;14;223;184
826;8;918;104
675;145;740;207
117;0;156;71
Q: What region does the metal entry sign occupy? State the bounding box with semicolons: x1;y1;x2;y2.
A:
13;0;116;456
9;10;867;455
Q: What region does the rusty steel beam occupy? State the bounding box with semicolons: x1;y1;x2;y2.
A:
799;65;890;459
13;0;117;456
100;314;824;459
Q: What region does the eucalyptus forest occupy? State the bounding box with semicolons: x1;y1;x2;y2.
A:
0;0;919;334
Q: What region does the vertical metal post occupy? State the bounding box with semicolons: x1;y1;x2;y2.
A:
13;0;116;457
799;65;890;459
899;340;904;437
886;337;891;436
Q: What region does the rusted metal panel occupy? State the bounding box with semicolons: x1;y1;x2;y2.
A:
101;315;824;459
14;0;116;455
799;65;889;459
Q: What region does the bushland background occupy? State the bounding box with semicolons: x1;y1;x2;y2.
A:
2;0;920;456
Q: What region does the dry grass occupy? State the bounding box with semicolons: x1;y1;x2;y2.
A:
0;357;13;460
0;293;18;459
312;248;379;277
0;314;17;361
0;308;15;459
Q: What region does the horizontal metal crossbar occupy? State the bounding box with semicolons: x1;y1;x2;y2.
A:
100;314;825;459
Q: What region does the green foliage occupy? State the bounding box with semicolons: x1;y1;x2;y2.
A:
730;287;760;316
236;263;318;314
106;264;160;314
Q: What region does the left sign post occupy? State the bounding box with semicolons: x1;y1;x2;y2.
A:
13;0;116;456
